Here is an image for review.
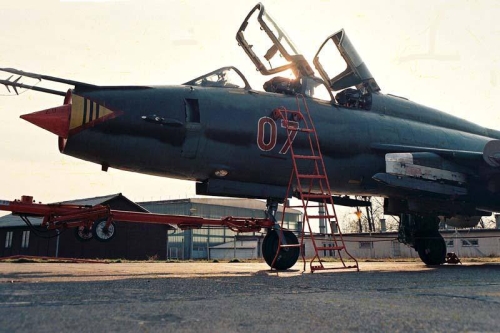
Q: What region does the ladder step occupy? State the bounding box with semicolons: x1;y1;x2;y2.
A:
277;109;301;114
294;155;321;160
287;127;314;133
297;174;326;179
306;215;337;219
312;266;358;272
301;194;331;199
316;246;344;251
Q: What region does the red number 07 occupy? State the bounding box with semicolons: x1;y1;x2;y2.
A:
257;117;299;154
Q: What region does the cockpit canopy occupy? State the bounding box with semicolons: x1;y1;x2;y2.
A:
235;2;381;108
236;3;315;80
183;66;251;90
313;29;380;93
184;3;381;109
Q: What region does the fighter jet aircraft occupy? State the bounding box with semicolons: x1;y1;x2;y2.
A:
2;3;499;267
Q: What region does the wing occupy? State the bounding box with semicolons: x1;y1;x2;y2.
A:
371;141;500;200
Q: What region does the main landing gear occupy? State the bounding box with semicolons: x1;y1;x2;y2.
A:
261;199;300;270
414;230;446;265
398;214;446;265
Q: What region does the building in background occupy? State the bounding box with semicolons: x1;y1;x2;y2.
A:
0;194;174;260
0;195;301;260
139;198;302;260
304;229;500;260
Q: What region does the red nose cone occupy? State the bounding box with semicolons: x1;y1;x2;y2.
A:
20;104;71;138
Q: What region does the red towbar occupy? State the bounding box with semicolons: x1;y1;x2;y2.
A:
0;196;274;242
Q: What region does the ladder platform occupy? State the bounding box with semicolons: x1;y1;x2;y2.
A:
311;265;359;272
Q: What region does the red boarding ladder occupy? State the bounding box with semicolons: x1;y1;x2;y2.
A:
271;95;359;273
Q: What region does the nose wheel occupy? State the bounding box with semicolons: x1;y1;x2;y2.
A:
262;230;300;270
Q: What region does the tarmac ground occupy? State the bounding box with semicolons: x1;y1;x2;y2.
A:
0;260;499;332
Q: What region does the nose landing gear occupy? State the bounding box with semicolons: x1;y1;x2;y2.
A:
261;199;300;270
262;230;300;270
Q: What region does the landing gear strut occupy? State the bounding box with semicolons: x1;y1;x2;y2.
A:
262;199;300;270
398;214;446;265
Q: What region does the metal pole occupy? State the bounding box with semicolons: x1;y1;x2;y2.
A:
207;227;210;260
190;230;193;260
319;203;326;234
365;198;373;232
233;234;236;259
55;229;60;258
182;238;184;260
166;231;169;260
207;238;210;260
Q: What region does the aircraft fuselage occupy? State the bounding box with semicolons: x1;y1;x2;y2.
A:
59;85;498;214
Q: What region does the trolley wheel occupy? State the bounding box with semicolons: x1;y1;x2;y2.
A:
262;230;299;270
75;226;93;242
92;219;116;242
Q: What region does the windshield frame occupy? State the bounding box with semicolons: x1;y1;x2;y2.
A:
183;66;252;90
236;3;314;78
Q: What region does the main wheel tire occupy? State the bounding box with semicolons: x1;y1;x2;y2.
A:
415;231;446;265
262;230;300;270
92;219;116;242
75;226;93;242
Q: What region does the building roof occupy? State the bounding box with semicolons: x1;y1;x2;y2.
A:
0;193;147;228
0;214;42;229
59;193;122;207
58;193;149;212
141;197;302;215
